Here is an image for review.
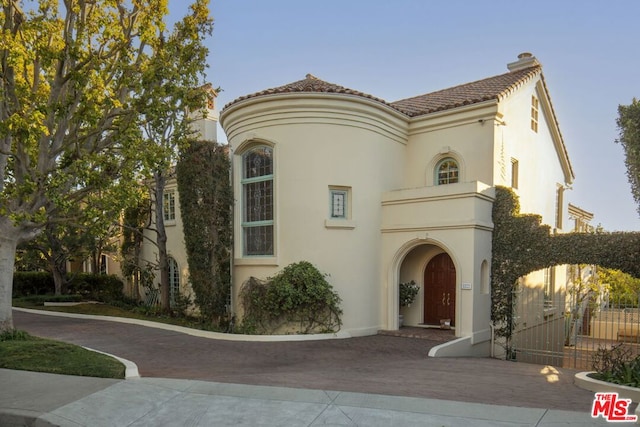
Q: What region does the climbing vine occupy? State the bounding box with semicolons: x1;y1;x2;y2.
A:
176;140;233;326
491;186;640;345
239;261;343;334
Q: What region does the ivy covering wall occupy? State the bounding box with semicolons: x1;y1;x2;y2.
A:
491;186;640;342
176;140;233;325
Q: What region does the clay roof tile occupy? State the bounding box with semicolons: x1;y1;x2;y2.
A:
389;66;541;117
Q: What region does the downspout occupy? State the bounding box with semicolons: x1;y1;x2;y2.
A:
489;322;495;358
229;146;235;323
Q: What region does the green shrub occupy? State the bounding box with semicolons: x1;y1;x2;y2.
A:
0;329;31;342
13;272;54;296
591;344;640;387
67;273;124;302
240;261;342;334
13;271;124;302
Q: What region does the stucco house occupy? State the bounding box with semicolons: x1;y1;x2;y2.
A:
219;52;575;357
144;53;577;358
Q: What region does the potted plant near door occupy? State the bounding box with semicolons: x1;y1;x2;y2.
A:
399;280;420;327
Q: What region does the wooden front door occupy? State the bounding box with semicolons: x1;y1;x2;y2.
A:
423;253;456;326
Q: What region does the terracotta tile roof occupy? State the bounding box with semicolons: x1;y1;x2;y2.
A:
222;74;394;111
389;66;541;117
223;67;542;119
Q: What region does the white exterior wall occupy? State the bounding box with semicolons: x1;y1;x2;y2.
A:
216;64;575;358
491;75;573;361
223;94;407;335
497;78;570;228
404;102;499;188
380;182;495;349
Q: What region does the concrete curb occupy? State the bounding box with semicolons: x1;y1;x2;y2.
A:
13;307;352;342
575;371;640;402
81;347;140;379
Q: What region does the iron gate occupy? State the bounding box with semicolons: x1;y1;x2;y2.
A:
511;283;640;369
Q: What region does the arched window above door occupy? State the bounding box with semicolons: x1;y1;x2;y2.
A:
435;157;459;185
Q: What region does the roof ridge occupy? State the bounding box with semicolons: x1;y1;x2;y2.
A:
389;65;541;117
222;73;393;112
222;65;542;118
392;66;541;103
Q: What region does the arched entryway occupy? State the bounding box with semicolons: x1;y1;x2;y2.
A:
423;253;456;327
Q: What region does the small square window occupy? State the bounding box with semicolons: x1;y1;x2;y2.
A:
326;186;355;229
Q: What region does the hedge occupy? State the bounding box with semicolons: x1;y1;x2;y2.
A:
491;186;640;345
13;272;124;302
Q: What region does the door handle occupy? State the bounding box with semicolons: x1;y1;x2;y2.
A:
442;293;445;305
447;293;450;306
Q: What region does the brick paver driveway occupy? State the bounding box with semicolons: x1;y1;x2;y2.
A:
13;309;597;413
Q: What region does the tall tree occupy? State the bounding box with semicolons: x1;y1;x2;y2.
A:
617;98;640;215
136;0;213;310
176;140;232;325
0;0;206;331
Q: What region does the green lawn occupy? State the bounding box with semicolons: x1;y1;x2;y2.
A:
6;296;224;379
0;330;125;379
12;297;219;331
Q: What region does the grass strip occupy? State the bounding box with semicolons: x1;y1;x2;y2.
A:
0;330;125;379
13;297;220;331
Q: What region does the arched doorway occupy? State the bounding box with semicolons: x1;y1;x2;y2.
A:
424;253;456;326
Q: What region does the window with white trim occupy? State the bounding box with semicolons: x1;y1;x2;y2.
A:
436;158;459;185
242;146;274;256
511;158;519;189
531;95;539;132
329;187;350;219
163;190;176;222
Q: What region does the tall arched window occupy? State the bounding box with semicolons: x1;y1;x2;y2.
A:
242;146;274;255
436;158;459;185
168;257;180;307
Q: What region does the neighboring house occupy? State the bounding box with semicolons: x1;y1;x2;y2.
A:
135;92;220;307
68;254;120;276
217;52;576;357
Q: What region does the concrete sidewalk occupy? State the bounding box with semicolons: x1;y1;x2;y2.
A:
0;368;612;426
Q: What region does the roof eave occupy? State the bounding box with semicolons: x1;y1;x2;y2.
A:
535;78;575;184
220;90;408;129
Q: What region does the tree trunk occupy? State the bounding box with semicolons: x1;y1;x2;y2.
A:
0;234;18;331
154;171;170;311
51;262;68;296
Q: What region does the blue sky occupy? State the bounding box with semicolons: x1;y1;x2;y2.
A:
171;0;640;231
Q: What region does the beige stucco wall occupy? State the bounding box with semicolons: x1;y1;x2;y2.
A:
212;68;575;360
496;77;573;352
223;94;407;335
403;102;499;189
381;182;495;347
496;78;571;228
